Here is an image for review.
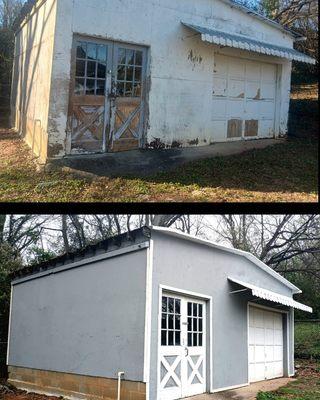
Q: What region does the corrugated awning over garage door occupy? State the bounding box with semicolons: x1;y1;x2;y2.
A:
228;277;313;312
182;22;316;64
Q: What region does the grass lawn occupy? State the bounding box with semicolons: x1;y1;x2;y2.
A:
295;322;320;359
257;359;320;400
0;83;318;202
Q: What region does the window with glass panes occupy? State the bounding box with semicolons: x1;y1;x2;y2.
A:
116;48;143;97
187;302;203;347
161;296;181;346
75;41;108;96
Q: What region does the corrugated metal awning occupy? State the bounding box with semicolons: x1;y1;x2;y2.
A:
228;277;313;312
182;22;316;64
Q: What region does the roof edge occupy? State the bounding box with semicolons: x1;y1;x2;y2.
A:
219;0;304;39
150;226;302;294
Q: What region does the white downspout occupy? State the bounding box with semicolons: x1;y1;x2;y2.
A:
117;371;125;400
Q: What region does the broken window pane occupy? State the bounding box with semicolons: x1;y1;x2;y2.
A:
135;50;143;66
134;67;142;82
117;65;126;81
96;79;105;95
97;44;107;62
126;49;134;65
87;61;96;78
87;43;97;60
86;79;95;95
126;66;134;82
76;60;86;77
97;63;106;79
76;42;86;59
118;48;126;65
75;78;85;95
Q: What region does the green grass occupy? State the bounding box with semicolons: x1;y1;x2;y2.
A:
257;360;320;400
295;322;320;359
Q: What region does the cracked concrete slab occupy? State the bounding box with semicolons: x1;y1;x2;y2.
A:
185;378;294;400
47;138;284;178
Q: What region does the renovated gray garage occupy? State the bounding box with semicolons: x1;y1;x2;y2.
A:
7;227;312;400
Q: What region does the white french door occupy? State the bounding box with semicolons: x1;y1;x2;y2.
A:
158;293;206;400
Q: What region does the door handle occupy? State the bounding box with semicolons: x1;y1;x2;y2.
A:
184;347;189;357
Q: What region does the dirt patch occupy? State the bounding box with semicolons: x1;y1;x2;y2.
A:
0;382;62;400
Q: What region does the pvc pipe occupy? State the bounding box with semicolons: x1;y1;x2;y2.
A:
117;371;125;400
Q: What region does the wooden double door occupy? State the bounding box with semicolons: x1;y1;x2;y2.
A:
69;37;147;153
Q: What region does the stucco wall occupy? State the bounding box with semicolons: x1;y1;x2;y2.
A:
8;248;148;382
11;0;57;162
46;0;294;157
148;232;294;398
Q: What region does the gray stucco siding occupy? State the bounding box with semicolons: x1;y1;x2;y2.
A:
8;248;148;382
149;232;293;397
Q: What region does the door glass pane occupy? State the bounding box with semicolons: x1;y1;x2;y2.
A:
199;318;203;332
188;332;192;346
193;333;197;346
199;304;203;317
168;331;174;346
86;79;95;95
87;43;97;60
135;50;143;66
168;298;174;313
134;66;142;82
87;61;96;78
76;42;87;58
175;331;181;345
161;330;167;346
175;315;180;330
168;314;174;329
162;315;167;329
188;303;192;316
76;60;86;77
193;303;198;316
117;65;126;81
97;63;106;79
96;80;105;95
162;296;167;312
97;44;107;62
75;78;85;95
175;299;180;314
118;48;126;65
126;66;134;81
199;333;203;346
126;49;134;65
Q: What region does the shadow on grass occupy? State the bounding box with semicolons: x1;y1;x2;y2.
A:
136;137;318;195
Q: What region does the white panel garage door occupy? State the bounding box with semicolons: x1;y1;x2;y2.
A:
212;54;277;141
249;306;284;383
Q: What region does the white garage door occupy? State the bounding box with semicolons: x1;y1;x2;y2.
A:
212;54;277;141
249;306;284;383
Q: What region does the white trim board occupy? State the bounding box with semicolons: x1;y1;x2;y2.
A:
144;239;154;394
12;242;149;285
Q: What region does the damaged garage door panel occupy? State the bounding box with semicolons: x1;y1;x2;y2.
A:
227;119;242;138
245;120;259;137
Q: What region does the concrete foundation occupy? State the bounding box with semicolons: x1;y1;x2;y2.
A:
8;366;146;400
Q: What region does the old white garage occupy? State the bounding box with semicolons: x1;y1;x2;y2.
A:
11;0;315;162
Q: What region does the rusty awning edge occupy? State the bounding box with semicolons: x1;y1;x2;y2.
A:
228;277;313;313
182;22;316;64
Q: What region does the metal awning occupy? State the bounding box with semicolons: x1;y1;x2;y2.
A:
228;277;313;312
182;22;316;64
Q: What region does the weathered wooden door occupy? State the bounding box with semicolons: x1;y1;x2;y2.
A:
69;38;147;154
109;45;147;152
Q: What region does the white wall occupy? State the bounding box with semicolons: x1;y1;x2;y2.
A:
11;0;57;162
47;0;294;156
